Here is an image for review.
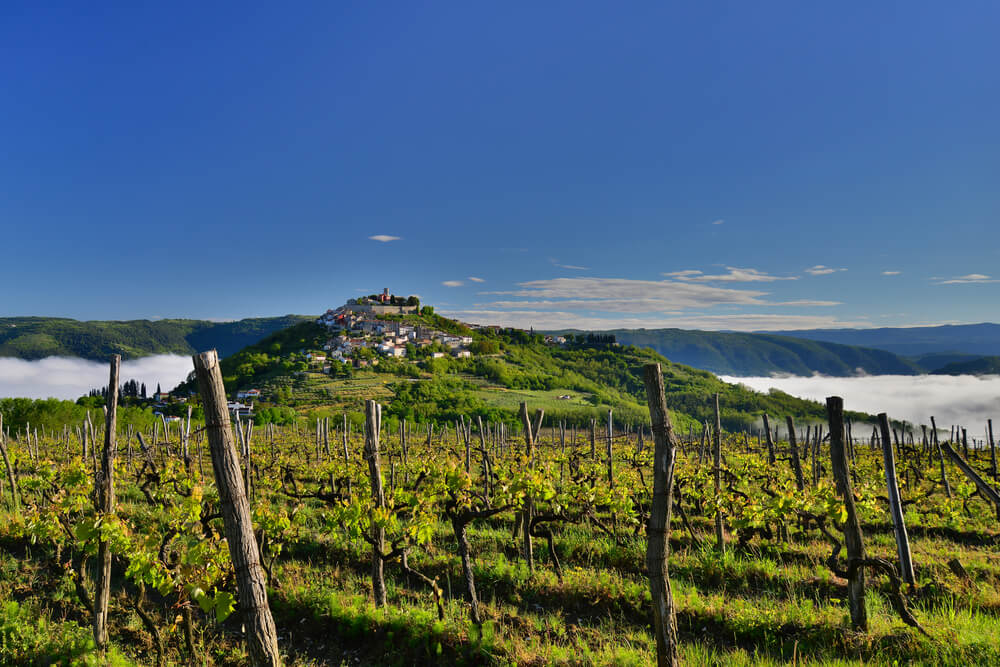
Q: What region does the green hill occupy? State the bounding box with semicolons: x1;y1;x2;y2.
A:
580;328;923;376
0;315;311;360
931;356;1000;376
194;318;873;432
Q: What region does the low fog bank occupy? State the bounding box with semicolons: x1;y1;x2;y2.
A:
721;374;1000;430
0;355;193;401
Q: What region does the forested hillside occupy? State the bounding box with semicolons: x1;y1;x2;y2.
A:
584;328;923;376
197;320;871;432
931;355;1000;375
0;315;310;360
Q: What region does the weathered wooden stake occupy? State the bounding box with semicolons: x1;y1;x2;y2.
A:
930;416;952;498
193;350;281;667
762;413;776;465
607;409;614;487
93;354;120;652
712;393;724;553
519;402;536;572
828;396;867;631
642;363;680;667
877;413;915;585
0;413;17;511
786;416;806;492
364;400;387;607
941;442;1000;510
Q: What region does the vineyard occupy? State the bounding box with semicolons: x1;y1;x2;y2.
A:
1;357;999;666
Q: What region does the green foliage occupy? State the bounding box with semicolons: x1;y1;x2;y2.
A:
469;339;500;355
254;406;297;426
0;397;158;433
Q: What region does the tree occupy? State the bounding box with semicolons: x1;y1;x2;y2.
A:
406;295;420;307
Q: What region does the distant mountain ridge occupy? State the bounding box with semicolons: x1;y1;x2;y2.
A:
0;316;311;360
765;323;1000;357
587;329;924;377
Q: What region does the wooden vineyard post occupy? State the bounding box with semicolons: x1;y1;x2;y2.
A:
462;415;472;474
785;416;806;492
94;354;119;653
0;413;17;511
193;350;281;667
990;420;999;521
712;393;725;553
698;421;708;466
940;442;1000;511
590;418;597;459
607;409;614;487
642;364;680;667
762;413;776;465
930;416;952;498
828;396;867;631
877;413;915;585
401;417;409;484
364;400;387;607
476;415;492;499
519;402;536;572
342;413;352;497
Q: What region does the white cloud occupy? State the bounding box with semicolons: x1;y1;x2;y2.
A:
663;267;798;283
882;271;901;276
935;274;997;285
720;374;1000;430
369;235;401;242
769;300;842;307
805;265;847;276
489;277;770;308
439;309;868;332
442;280;464;287
0;355;193;401
468;276;485;283
711;219;725;225
549;258;589;271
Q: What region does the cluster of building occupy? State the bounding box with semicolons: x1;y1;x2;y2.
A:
315;294;475;370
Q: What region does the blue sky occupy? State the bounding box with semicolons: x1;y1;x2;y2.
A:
2;2;997;330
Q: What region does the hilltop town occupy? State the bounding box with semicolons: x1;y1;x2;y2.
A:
314;288;566;370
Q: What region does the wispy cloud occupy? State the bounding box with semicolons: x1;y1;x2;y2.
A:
770;299;842;307
663;267;798;283
480;277;842;313
485;277;770;310
440;309;868;332
369;234;401;242
805;265;847;276
549;257;589;271
934;274;997;285
711;219;725;225
882;271;901;276
467;276;485;283
442;280;464;287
